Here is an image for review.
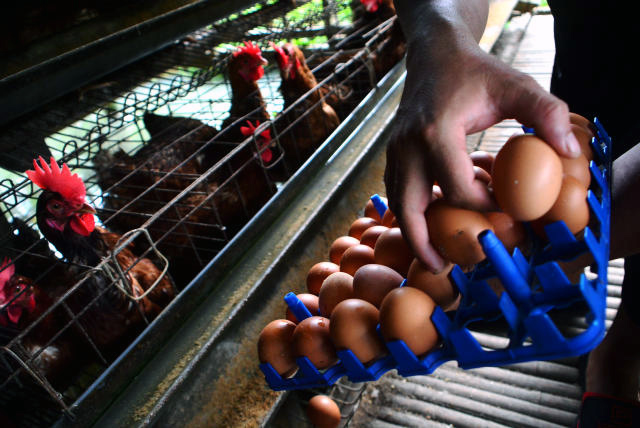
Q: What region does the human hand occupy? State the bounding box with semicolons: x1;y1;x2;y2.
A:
385;33;581;273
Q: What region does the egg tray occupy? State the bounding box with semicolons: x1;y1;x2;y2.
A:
260;118;611;391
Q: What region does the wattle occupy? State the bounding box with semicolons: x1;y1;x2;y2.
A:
70;213;96;236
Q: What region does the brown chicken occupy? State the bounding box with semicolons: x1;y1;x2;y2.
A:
220;41;271;142
95;111;219;213
371;18;406;80
95;112;276;286
0;220;92;390
27;157;176;359
271;42;341;178
352;0;406;80
0;257;85;389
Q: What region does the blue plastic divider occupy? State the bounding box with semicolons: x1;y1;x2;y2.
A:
260;119;611;390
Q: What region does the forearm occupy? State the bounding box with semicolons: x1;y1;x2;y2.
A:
393;0;489;44
610;143;640;260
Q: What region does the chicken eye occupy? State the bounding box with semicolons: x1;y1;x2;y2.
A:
47;200;65;215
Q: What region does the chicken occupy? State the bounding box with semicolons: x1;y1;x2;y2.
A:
354;0;397;23
95;111;219;213
219;41;271;142
0;259;37;329
352;0;406;80
294;50;359;121
370;17;406;80
271;42;341;177
0;260;70;384
26;157;176;359
94;112;276;286
0;253;86;390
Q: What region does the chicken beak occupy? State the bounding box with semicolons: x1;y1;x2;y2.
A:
75;203;97;215
258;54;268;66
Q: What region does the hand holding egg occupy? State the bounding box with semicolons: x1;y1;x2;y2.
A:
258;112;602;391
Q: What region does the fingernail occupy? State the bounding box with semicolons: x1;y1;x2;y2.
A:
565;131;581;157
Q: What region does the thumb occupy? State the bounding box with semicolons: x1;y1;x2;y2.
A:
494;72;581;158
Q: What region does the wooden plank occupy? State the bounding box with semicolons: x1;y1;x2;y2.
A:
480;0;519;52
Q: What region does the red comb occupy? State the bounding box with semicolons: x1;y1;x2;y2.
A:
234;41;263;58
360;0;380;12
240;121;273;162
240;120;271;140
0;258;14;289
270;41;288;67
26;156;87;206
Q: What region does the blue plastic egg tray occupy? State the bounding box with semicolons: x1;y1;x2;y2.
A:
260;118;611;391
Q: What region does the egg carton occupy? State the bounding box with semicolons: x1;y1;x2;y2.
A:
260;118;611;391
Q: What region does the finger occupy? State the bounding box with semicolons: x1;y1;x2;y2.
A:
428;124;495;211
494;71;581;158
469;150;495;174
384;144;447;273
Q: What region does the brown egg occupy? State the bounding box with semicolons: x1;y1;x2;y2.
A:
406;259;458;309
330;299;387;364
487;277;505;298
359;225;389;249
318;272;354;317
470;150;496;174
307;262;340;295
569;112;595;134
364;196;387;223
560;152;591;189
353;263;404;308
307;395;341;428
571;123;594;161
374;227;414;276
329;236;360;264
379;287;439;357
381;209;398;227
492;134;563;221
339;244;375;276
286;293;320;324
292;316;337;370
426;199;493;266
538;175;590;236
348;217;380;239
484;211;527;254
258;319;297;377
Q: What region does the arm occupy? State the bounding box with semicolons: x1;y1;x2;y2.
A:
386;0;581;272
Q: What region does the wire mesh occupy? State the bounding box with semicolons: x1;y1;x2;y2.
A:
0;0;404;425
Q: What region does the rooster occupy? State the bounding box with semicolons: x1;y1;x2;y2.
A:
26;157;175;358
220;41;270;142
271;42;341;177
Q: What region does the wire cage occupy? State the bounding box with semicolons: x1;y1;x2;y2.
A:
0;0;405;425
